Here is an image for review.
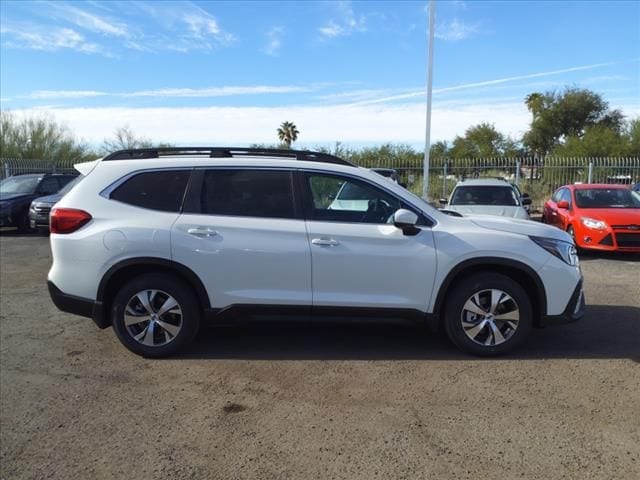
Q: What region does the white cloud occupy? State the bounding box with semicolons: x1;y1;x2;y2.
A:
319;1;366;39
181;4;235;46
123;85;313;98
8;102;534;146
342;62;616;106
49;3;129;38
26;90;108;100
263;27;284;56
435;18;480;41
0;24;109;56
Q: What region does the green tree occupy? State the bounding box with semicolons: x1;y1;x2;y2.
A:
0;111;94;161
449;123;509;158
523;87;624;156
276;121;299;148
627;118;640;156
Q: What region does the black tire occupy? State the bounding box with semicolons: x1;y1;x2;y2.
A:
444;273;533;356
111;273;201;358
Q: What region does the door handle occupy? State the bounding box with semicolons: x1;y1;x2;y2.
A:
311;238;339;246
187;227;218;237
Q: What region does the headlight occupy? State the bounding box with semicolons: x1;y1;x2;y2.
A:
581;217;606;229
530;236;579;266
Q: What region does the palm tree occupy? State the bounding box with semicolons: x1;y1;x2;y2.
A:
277;121;299;148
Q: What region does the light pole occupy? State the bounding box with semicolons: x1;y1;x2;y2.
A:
422;0;436;201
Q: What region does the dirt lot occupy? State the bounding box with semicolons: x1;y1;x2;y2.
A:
1;232;639;480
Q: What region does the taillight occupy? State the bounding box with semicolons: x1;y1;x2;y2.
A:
50;208;92;234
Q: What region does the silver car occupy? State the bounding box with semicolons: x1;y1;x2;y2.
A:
440;179;531;220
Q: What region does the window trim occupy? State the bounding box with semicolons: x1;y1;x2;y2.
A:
298;169;434;227
182;166;301;220
100;167;194;213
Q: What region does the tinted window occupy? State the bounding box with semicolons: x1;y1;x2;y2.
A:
196;169;295;219
559;189;572;205
307;173;402;223
450;186;519;206
38;177;61;195
111;170;190;212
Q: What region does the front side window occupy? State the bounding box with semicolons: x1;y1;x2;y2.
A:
306;173;402;223
110;170;191;212
195;169;295;219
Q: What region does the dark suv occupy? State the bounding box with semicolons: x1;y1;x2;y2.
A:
0;174;76;232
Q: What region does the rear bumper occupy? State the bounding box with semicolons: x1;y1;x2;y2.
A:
540;280;585;326
48;281;109;329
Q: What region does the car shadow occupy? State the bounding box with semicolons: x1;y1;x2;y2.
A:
0;227;44;237
176;305;640;361
579;251;640;262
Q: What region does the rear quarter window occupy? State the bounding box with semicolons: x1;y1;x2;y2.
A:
110;170;191;212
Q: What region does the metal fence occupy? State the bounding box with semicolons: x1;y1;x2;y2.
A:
2;156;638;211
355;156;639;210
1;158;78;179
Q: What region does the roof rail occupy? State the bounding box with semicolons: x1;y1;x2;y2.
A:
102;147;353;166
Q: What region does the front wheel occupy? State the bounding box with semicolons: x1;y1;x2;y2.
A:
111;273;201;358
444;273;533;356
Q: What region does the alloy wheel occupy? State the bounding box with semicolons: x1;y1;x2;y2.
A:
124;289;183;347
460;289;520;346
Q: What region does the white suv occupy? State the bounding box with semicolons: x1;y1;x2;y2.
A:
48;148;585;357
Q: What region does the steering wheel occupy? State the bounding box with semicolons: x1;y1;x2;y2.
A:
362;198;393;223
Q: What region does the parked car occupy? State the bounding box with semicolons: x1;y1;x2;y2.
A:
48;147;584;358
0;173;77;232
29;176;83;232
542;184;640;252
439;179;532;219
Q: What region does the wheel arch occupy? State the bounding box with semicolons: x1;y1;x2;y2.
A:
433;257;547;327
96;257;211;326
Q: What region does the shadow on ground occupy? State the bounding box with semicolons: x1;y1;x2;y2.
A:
177;305;640;361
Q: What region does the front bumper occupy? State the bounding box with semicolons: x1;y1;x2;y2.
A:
48;281;109;329
540;280;586;326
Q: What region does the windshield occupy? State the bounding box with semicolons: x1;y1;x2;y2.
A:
0;176;40;195
450;186;519;206
575;188;640;208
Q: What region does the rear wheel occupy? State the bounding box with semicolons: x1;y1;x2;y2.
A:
111;273;201;358
444;273;532;356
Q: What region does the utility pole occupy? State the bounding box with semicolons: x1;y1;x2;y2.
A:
422;0;436;201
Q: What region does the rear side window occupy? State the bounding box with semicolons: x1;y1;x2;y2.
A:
110;170;191;212
191;169;295;219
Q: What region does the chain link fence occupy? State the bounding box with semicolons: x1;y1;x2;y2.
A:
2;156;638;212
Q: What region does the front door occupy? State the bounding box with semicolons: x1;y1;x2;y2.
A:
302;172;437;312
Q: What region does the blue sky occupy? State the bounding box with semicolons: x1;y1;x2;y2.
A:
1;0;639;148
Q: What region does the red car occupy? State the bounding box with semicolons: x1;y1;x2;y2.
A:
542;184;640;252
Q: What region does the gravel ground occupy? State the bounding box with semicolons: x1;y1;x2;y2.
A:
1;231;639;480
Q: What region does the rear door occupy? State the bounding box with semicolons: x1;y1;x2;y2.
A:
301;171;437;312
172;168;312;309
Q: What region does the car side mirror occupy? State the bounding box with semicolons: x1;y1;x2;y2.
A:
522;198;532;206
557;200;569;209
393;209;420;236
439;198;448;205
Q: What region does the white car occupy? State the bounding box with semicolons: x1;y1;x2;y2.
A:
440;179;532;219
48;147;584;358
